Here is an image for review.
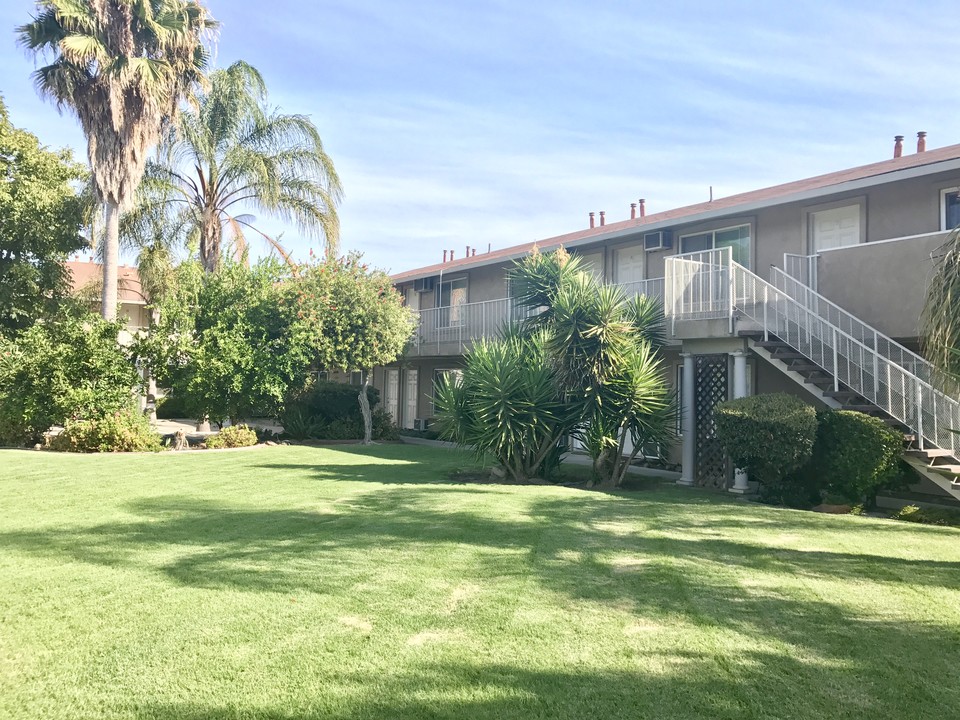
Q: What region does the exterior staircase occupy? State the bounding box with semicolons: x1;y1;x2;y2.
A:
666;248;960;503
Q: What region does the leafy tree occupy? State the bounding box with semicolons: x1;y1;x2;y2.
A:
0;309;141;446
0;97;87;337
292;254;416;443
18;0;215;319
141;60;342;273
137;259;309;425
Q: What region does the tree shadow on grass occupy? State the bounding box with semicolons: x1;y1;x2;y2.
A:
4;485;960;718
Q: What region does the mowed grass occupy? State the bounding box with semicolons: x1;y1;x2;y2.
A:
1;444;959;719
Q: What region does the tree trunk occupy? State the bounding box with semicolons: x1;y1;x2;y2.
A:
200;208;222;273
358;372;373;445
101;201;120;320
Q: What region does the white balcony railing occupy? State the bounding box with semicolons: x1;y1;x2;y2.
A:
408;277;666;356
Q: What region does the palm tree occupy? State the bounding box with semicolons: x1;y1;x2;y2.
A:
144;60;342;273
921;230;960;388
18;0;215;320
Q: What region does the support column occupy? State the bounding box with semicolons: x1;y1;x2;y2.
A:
730;351;751;494
678;353;696;487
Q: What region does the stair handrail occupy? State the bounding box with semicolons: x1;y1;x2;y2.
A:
731;261;960;456
770;265;934;385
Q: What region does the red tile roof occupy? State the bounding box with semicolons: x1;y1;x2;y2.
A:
392;142;960;282
66;260;147;304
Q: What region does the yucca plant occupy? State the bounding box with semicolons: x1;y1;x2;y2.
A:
922;231;960;389
433;332;575;482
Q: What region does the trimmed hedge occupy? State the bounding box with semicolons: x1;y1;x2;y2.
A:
893;504;960;527
279;382;398;441
50;409;163;453
810;410;904;504
205;424;258;449
715;393;818;484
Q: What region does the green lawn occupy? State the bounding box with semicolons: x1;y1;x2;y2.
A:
1;444;959;719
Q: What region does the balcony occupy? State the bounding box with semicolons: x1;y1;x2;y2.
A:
407;278;666;356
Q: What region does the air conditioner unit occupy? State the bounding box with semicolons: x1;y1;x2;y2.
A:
643;230;672;252
413;277;436;293
413;418;429;431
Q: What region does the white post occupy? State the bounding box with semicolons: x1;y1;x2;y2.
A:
678;353;697;487
730;351;751;494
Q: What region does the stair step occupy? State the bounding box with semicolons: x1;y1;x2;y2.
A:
739;331;764;339
823;390;862;399
755;341;789;350
923;449;956;459
841;405;884;415
926;465;960;477
771;352;807;360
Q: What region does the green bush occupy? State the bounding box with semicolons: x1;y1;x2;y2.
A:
279;381;400;441
283;381;379;425
50;409;163;453
809;410;904;504
715;394;819;504
892;504;960;527
205;424;259;449
155;393;191;420
0;312;141;446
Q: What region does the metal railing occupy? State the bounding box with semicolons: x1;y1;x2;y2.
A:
783;253;819;290
730;263;960;455
409;277;667;355
665;247;734;334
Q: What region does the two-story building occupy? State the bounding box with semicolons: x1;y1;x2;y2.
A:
374;134;960;504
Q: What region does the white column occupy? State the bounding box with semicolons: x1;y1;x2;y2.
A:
730;351;751;494
678;353;696;486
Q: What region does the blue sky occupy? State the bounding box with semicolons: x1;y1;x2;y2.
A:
1;1;957;273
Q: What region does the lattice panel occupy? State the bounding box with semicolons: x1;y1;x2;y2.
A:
695;354;730;489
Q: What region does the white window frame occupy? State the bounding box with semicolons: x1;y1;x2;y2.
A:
435;275;468;328
678;223;752;268
940;186;960;231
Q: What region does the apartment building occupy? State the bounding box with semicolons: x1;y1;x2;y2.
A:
373;134;960;503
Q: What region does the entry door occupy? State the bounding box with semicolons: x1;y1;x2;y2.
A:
614;245;645;293
402;369;419;429
385;369;400;422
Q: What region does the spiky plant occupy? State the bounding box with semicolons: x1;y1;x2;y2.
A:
921;231;960;389
141;60;342;273
18;0;216;319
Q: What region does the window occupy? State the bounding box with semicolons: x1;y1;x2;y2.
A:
436;276;467;327
810;204;860;251
316;370;329;382
350;370;368;386
679;224;751;268
941;188;960;230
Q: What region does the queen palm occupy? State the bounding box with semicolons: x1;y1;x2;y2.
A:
145;60;342;273
18;0;215;320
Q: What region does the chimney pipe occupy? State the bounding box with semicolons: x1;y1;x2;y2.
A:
894;135;904;159
917;131;927;153
639;199;646;218
630;203;637;220
443;250;448;263
450;249;455;261
487;243;491;253
466;245;471;257
472;248;476;257
589;212;595;229
599;211;606;226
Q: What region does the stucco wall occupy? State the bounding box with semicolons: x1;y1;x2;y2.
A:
816;232;946;339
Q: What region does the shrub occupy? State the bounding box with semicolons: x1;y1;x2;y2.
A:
809;410;904;504
0;312;141;446
50;409;163;453
715;394;819;504
155;393;191;420
205;424;258;449
892;504;960;527
372;406;400;441
433;334;575;482
284;381;379;425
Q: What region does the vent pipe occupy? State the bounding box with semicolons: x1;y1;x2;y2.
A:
589;212;595;229
443;250;448;263
917;131;927;153
599;211;606;227
630;203;637;220
894;135;904;159
639;198;646;217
